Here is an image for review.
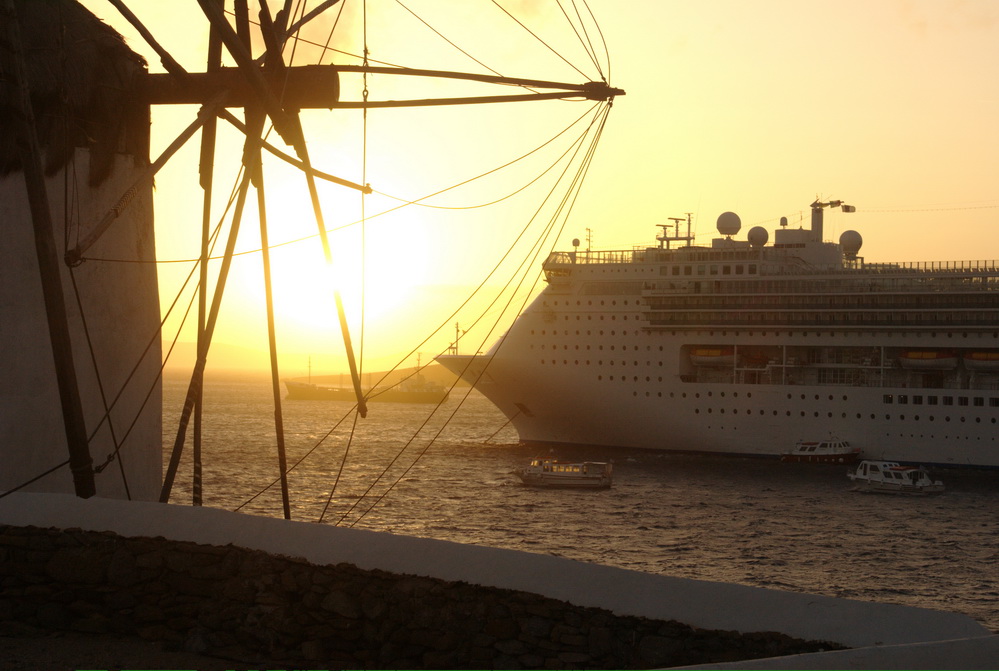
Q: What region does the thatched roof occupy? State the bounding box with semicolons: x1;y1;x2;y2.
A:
0;0;149;186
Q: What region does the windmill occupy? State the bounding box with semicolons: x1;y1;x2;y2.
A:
1;0;622;514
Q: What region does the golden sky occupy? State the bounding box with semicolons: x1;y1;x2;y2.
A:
78;0;999;376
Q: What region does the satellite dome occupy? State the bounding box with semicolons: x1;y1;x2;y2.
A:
840;230;863;257
716;211;741;237
747;226;769;248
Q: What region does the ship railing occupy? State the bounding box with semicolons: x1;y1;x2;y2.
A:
543;249;649;268
544;250;999;271
761;259;999;276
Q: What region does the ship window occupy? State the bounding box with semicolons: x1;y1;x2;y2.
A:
959;397;969;406
928;396;938;406
943;396;953;406
684;266;692;275
990;398;999;407
974;397;985;406
884;395;894;404
722;265;731;275
898;395;908;404
735;265;744;275
697;265;706;275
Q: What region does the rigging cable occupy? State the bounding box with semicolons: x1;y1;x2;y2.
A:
89;185;236;478
6;208;216;499
581;0;612;83
84;101;605;268
348;101;609;405
224;2;617;520
57;91;133;497
351;102;614;524
336;102;613;527
238;100;611;517
556;0;603;80
81;127;248;482
491;0;589;81
321;0;372;520
394;0;506;80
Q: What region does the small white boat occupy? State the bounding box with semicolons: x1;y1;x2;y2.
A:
847;460;944;494
780;439;861;464
515;458;612;489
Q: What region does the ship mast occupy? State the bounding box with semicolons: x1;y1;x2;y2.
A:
810;199;856;242
657;213;695;249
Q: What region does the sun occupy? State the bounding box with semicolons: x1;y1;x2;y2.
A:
263;214;431;339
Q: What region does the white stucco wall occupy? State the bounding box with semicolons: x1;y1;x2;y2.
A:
0;149;162;500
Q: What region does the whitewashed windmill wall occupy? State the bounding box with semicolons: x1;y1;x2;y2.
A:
1;0;162;500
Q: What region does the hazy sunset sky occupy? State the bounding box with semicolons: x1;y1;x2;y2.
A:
78;0;999;376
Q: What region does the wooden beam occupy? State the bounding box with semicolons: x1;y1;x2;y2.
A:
142;65;340;108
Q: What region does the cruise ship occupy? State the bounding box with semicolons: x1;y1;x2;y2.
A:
438;200;999;468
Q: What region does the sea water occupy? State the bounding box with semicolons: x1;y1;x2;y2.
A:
162;373;999;632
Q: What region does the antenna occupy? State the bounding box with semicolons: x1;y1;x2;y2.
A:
810;199;856;242
448;322;464;355
656;213;695;249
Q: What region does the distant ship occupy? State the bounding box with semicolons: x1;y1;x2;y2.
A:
438;200;999;468
285;377;449;404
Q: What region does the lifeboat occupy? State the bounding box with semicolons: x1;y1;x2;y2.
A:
897;350;957;370
963;351;999;371
689;346;735;367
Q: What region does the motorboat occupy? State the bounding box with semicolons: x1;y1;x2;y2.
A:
780;439;861;464
515;458;612;489
847;460;944;494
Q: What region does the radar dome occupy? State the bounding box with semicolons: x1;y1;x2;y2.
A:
747;226;769;248
840;230;863;257
717;211;741;237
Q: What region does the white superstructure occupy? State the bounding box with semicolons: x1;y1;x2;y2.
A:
439;201;999;468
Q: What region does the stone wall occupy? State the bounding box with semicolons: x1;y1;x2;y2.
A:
0;525;842;669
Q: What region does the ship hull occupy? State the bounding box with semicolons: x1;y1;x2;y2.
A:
438;316;999;469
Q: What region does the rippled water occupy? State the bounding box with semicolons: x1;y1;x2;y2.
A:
163;374;999;632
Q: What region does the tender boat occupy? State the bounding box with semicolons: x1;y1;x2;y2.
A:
847;460;945;494
780;439;861;464
515;458;612;489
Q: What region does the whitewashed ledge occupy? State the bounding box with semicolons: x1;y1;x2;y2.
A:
1;492;993;669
